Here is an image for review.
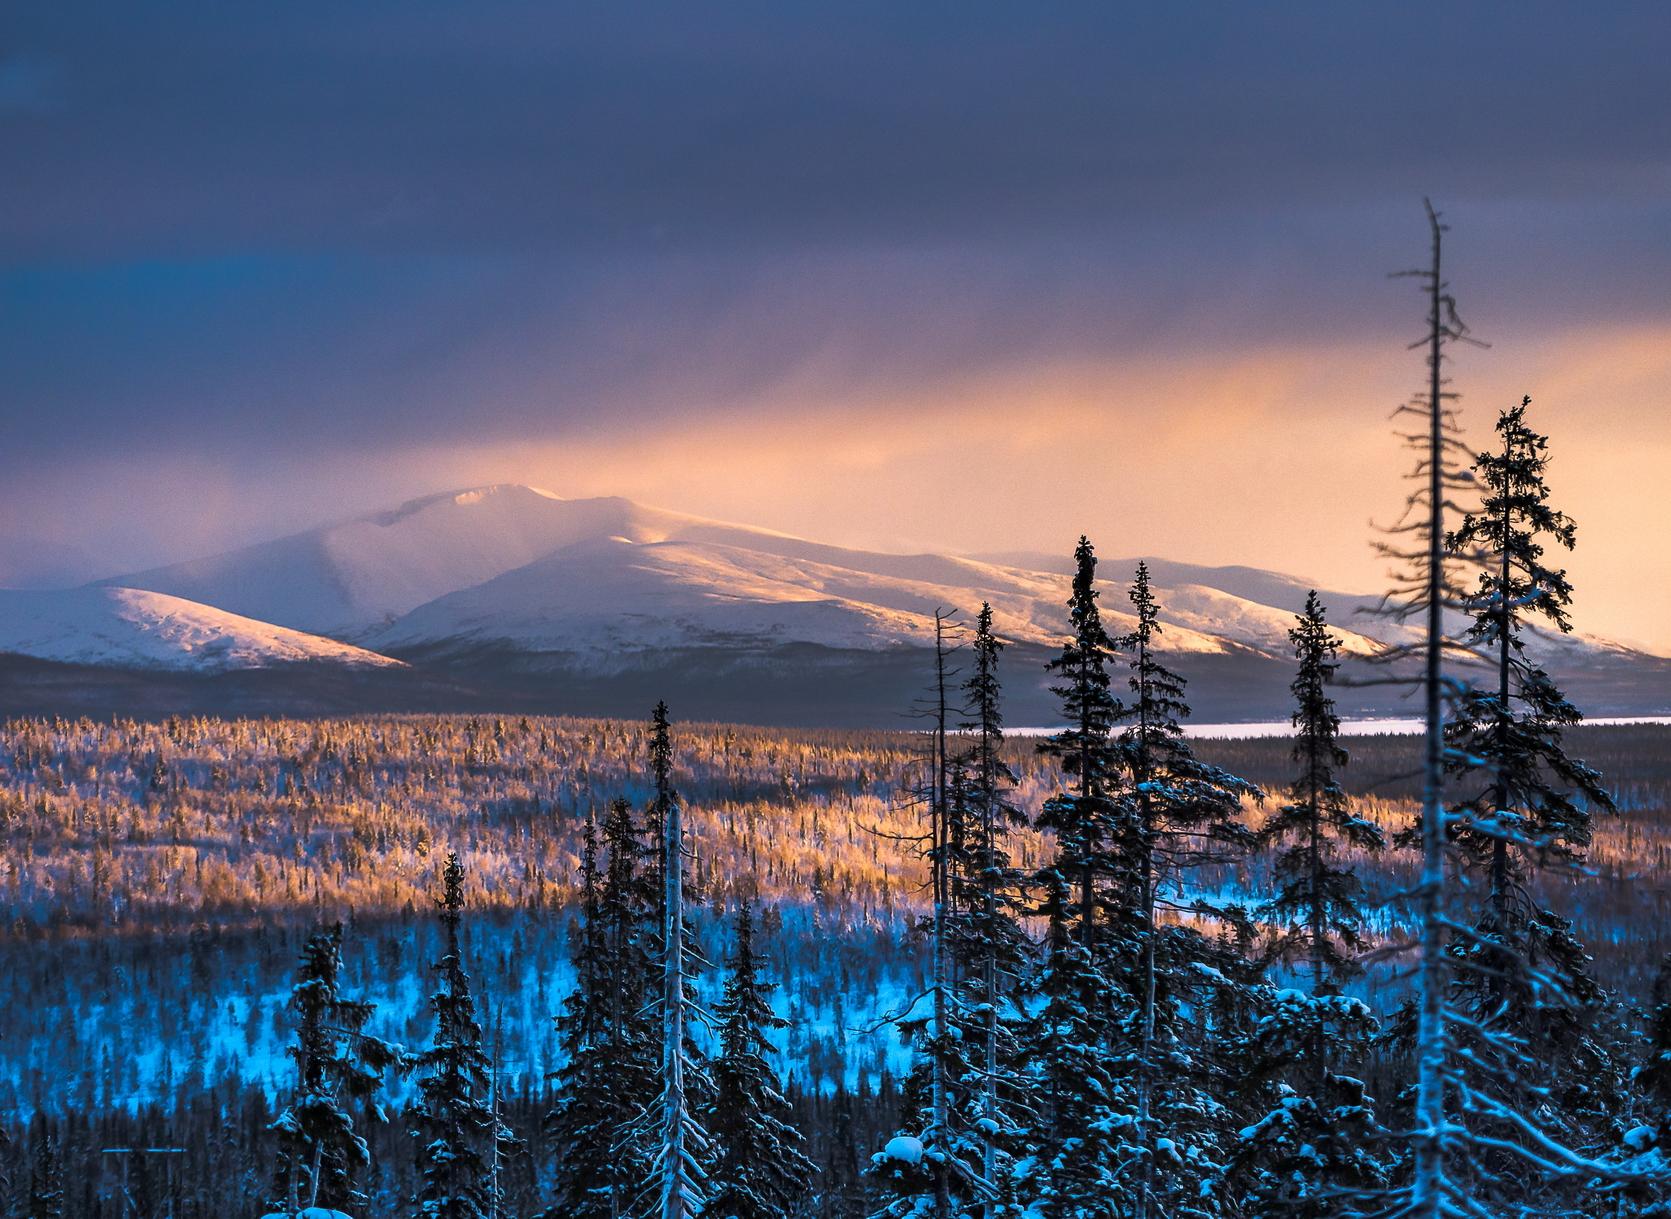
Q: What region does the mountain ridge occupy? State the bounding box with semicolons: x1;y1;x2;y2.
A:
0;481;1652;724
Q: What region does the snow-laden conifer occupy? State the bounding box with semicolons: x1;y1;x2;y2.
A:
1114;562;1262;1219
544;797;660;1218
270;923;400;1217
1233;593;1390;1216
408;852;521;1219
704;902;815;1219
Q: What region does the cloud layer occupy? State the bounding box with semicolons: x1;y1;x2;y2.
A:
2;2;1669;647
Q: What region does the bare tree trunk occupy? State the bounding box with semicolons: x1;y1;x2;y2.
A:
981;786;999;1219
930;611;952;1219
1309;754;1328;1094
1135;632;1157;1219
1412;198;1450;1219
1491;454;1513;930
661;788;689;1219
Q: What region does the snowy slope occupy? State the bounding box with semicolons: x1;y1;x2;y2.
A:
365;533;1267;659
105;483;1363;659
101;483;1656;672
0;587;403;673
105;485;701;636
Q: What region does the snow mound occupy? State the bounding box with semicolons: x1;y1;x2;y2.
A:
881;1134;925;1165
0;587;404;673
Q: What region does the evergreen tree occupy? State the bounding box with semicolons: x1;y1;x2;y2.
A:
879;609;1035;1217
1610;954;1671;1215
409;852;521;1219
1446;396;1613;897
1234;593;1390;1216
1436;396;1630;1194
1260;593;1385;1000
1023;539;1136;1216
1371;207;1628;1217
1638;955;1671;1156
1036;538;1123;951
953;603;1032;1214
705;903;815;1219
26;1128;62;1219
271;923;399;1216
1114;561;1261;1219
1231;989;1388;1219
545;798;660;1218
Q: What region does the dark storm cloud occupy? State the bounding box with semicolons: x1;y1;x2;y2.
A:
6;2;1671;256
1;1;1669;522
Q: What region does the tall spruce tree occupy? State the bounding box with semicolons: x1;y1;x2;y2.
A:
704;902;815;1219
270;923;399;1217
1437;395;1629;1195
1262;593;1385;1005
1036;538;1123;951
954;603;1032;1215
1115;561;1261;1219
1234;592;1389;1217
408;853;521;1219
1024;538;1137;1216
545;798;660;1218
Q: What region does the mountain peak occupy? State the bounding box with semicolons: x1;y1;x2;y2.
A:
369;483;570;526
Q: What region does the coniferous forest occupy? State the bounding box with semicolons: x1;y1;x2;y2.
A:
3;219;1671;1219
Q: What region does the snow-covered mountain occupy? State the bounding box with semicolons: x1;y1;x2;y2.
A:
110;484;1391;661
21;482;1659;722
0;587;402;673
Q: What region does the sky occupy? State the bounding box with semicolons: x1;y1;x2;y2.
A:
3;2;1670;650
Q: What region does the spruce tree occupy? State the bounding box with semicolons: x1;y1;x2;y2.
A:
705;903;815;1219
1638;955;1671;1156
1234;592;1389;1216
1261;593;1385;999
1610;954;1671;1214
408;853;521;1219
1438;395;1629;1193
874;610;977;1219
878;609;1034;1217
1371;206;1628;1217
1024;539;1135;1216
1114;561;1261;1219
953;603;1032;1214
545;798;660;1218
1036;538;1123;951
270;923;399;1216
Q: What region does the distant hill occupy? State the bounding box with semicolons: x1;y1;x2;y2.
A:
0;586;401;673
0;483;1656;724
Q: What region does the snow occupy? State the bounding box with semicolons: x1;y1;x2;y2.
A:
97;482;1661;667
0;586;404;673
882;1134;925;1165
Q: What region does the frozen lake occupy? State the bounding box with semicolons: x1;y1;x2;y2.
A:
1010;715;1671;740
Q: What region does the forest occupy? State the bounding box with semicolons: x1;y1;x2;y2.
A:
2;218;1669;1219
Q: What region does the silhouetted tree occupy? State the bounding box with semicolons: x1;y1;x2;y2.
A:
409;853;520;1219
705;903;815;1219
